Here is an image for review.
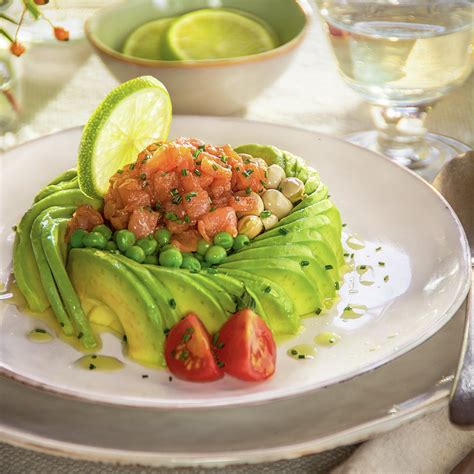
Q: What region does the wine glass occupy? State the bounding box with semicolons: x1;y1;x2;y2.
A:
315;0;473;176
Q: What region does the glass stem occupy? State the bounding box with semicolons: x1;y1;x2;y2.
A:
370;104;432;167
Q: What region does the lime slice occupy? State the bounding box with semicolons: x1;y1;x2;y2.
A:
122;18;175;60
164;9;277;60
78;76;172;199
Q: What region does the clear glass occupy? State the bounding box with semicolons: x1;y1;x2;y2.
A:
315;0;474;172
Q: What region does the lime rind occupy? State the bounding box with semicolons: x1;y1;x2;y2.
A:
164;9;277;61
78;76;172;199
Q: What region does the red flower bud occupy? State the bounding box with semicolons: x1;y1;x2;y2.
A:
34;0;50;5
54;27;69;42
10;42;26;57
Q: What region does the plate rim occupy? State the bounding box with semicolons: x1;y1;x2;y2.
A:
0;119;471;409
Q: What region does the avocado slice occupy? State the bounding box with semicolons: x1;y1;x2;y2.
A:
278;199;343;238
293;183;329;211
226;245;335;303
14;188;102;312
244;228;340;279
221;258;319;316
115;256;180;330
146;266;227;334
34;177;79;203
30;206;76;336
199;271;267;323
283;151;309;183
220;268;300;335
47;168;77;186
68;249;165;366
282;151;297;177
304;169;321;195
234;144;286;168
42;218;97;350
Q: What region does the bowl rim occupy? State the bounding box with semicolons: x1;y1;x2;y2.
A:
84;0;313;69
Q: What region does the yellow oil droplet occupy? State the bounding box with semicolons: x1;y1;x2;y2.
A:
27;328;53;343
287;344;316;360
314;332;342;346
342;304;368;319
75;355;124;371
346;235;365;250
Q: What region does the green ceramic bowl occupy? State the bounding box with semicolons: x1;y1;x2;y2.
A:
85;0;312;115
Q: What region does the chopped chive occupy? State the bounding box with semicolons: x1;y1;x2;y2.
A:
181;169;188;176
217;361;225;368
142;374;149;378
210;207;217;212
164;328;170;335
342;223;347;227
155;202;162;210
212;164;218;171
123;334;128;342
91;355;97;359
60;322;64;327
77;332;83;339
242;169;254;178
300;260;310;267
260;179;267;188
182;333;191;342
376;246;382;251
344;305;352;311
343;253;350;257
129;163;136;170
260;210;272;219
264;286;272;293
220;155;227;163
195;160;202;166
291;349;298;355
169;298;176;309
279;228;289;235
117;169;123;174
298;354;305;360
170;188;179;196
378;262;385;267
140;173;146;180
179;350;189;360
384;275;390;282
335;281;340;290
34;328;47;334
194;169;201;176
184;215;191;224
245;187;251;195
217;342;225;349
315;308;322;315
213;333;220;345
89;364;96;370
185;192;197;201
359;265;367;270
193;146;204;158
235;166;241;171
169;376;173;382
324;264;333;270
185;327;194;333
171;194;182;204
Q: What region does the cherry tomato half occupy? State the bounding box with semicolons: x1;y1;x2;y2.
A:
214;309;276;382
165;313;224;382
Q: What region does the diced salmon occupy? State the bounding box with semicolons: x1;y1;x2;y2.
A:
171;229;200;252
197;207;238;242
109;209;130;230
117;178;151;211
66;205;103;241
209;178;231;199
229;193;260;213
200;153;232;179
234;162;268;193
128;207;159;239
151;171;179;203
183;189;210;221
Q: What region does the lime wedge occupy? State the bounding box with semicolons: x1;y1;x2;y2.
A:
122;18;175;60
164;9;278;60
78;76;172;199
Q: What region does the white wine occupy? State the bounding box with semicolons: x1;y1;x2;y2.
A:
316;1;473;105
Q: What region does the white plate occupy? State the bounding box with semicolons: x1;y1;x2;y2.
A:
0;118;471;409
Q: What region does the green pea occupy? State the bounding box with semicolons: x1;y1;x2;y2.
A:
233;234;250;251
196;239;211;256
144;255;159;265
82;231;107;250
159;248;183;268
137;237;158;256
92;224;112;241
154;228;171;247
125;245;146;263
181;255;202;272
205;245;227;264
213;231;233;250
105;241;118;251
115;229;136;252
70;229;88;248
